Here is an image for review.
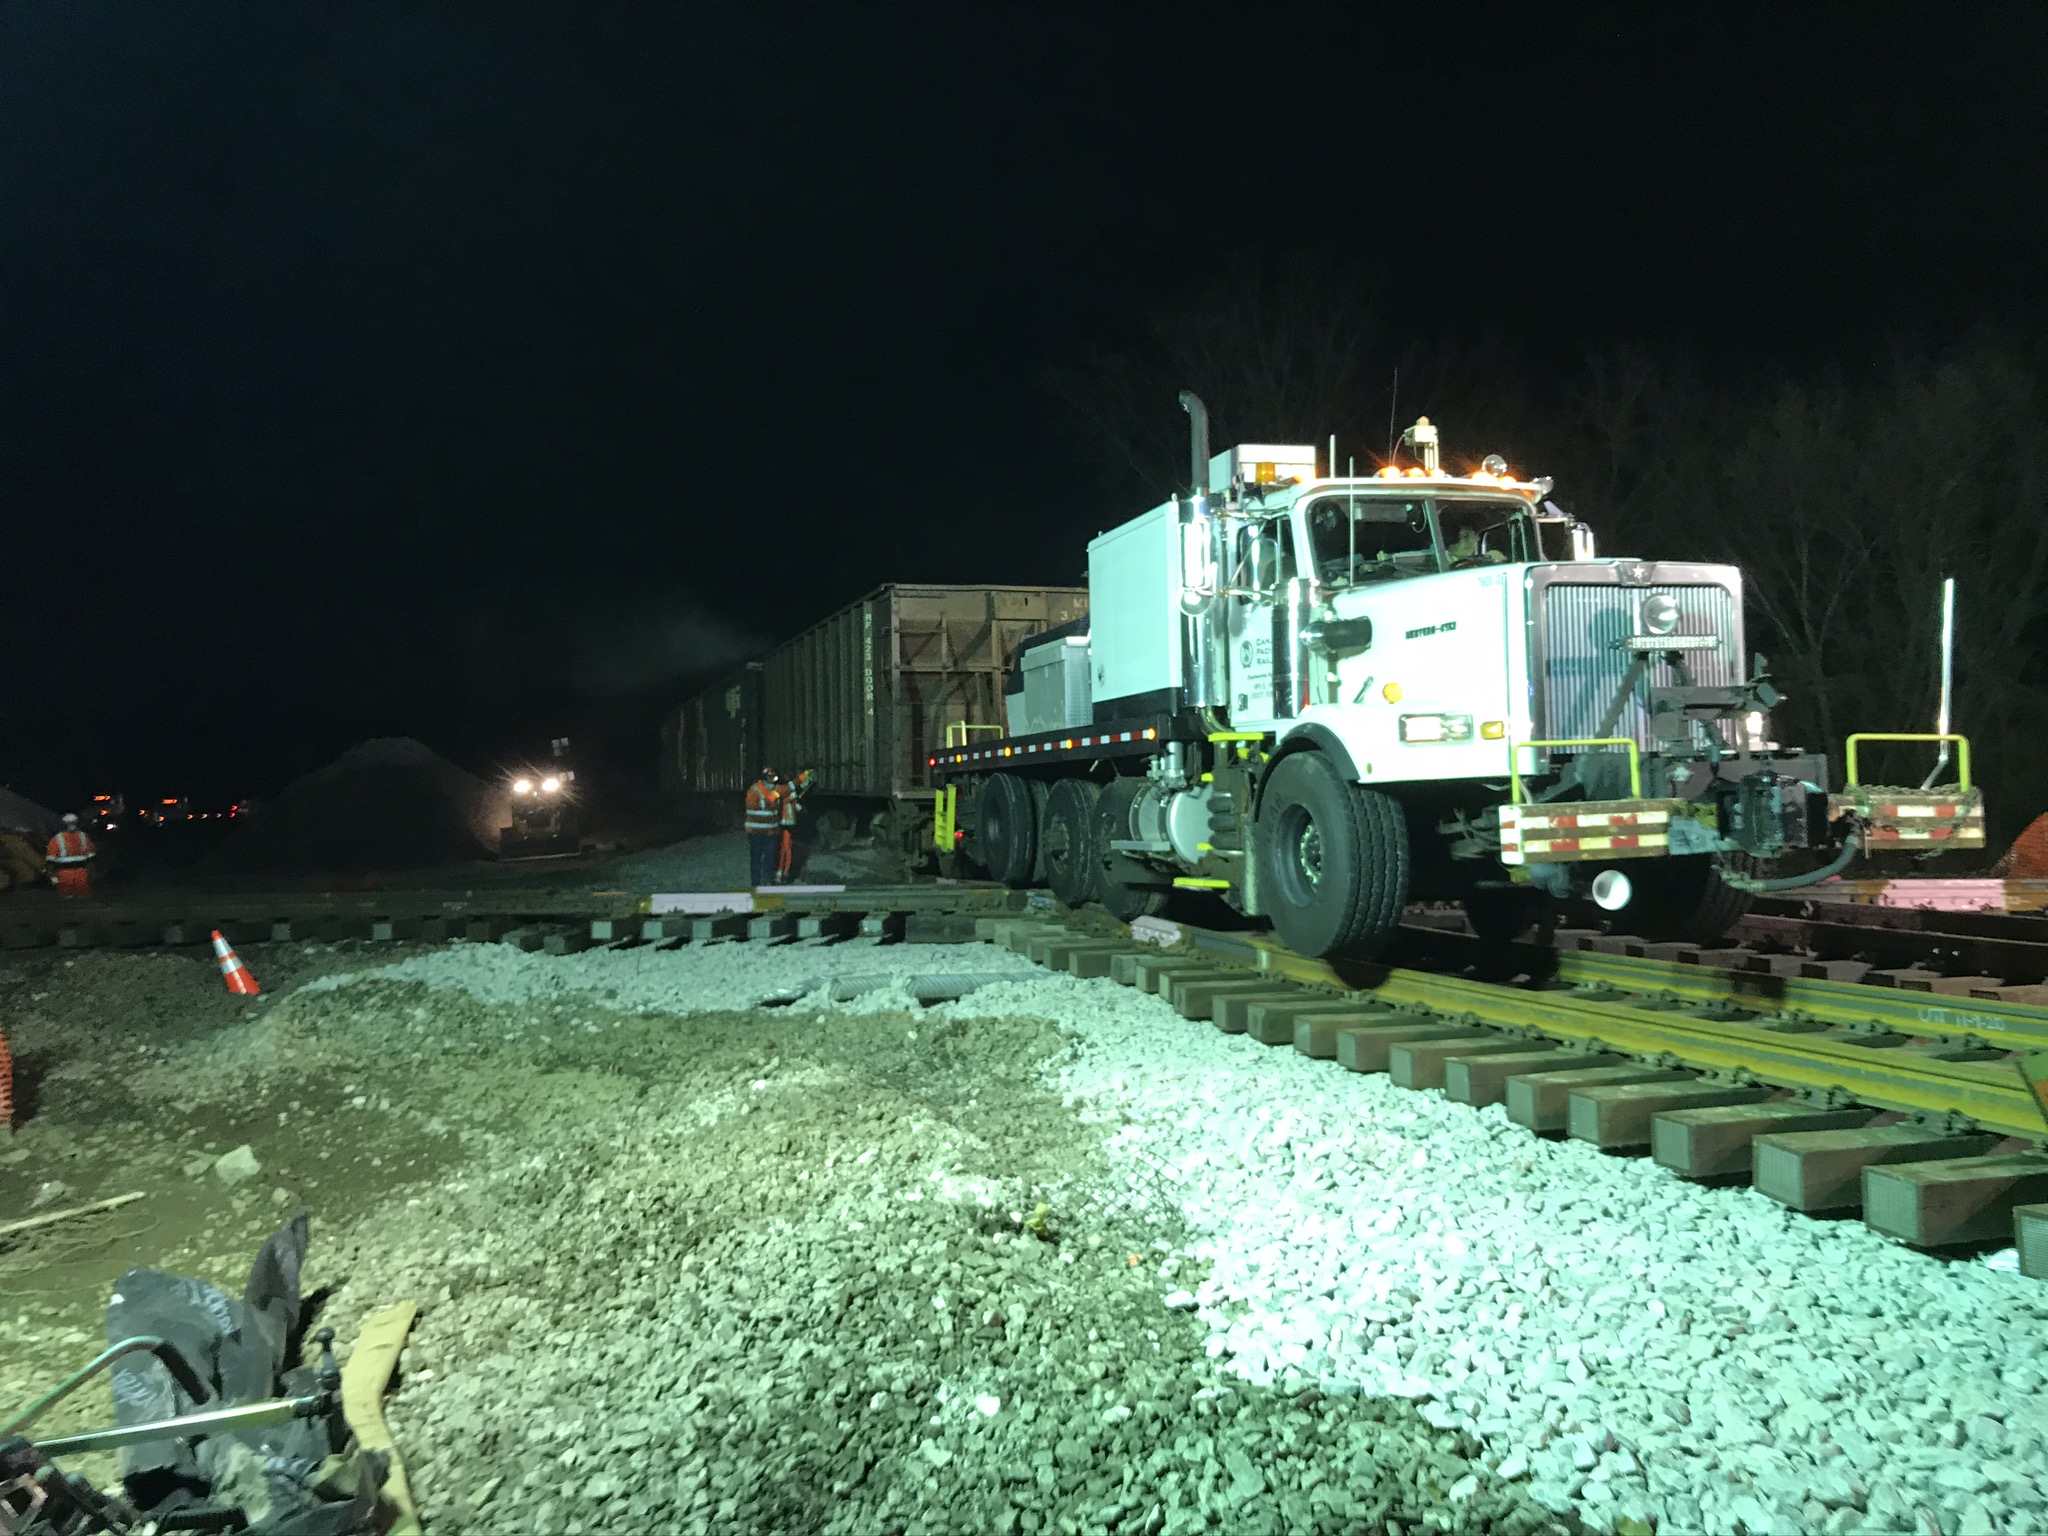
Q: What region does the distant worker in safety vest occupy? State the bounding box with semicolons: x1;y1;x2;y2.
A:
46;813;96;896
745;769;783;889
775;769;809;885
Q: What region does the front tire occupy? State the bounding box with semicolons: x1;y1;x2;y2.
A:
1258;754;1409;958
1041;778;1103;908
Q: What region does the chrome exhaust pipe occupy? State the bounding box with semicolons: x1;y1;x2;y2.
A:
1179;390;1210;493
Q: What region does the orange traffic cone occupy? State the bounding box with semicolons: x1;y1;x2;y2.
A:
211;930;261;996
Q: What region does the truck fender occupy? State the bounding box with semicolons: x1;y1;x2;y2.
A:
1252;725;1361;817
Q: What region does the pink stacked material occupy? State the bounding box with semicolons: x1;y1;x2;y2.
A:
1873;879;2008;912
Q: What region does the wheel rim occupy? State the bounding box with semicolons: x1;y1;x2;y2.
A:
1042;819;1071;874
1295;819;1323;889
1273;803;1323;907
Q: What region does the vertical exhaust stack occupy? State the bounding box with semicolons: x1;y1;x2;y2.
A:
1921;575;1957;789
1175;390;1225;710
1179;391;1210;494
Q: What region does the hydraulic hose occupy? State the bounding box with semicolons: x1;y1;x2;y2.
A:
1720;832;1861;894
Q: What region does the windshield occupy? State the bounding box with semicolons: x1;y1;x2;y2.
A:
1305;494;1541;584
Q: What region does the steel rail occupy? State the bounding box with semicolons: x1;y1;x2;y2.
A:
1551;946;2048;1049
1175;925;2048;1140
1735;912;2048;985
0;882;1026;952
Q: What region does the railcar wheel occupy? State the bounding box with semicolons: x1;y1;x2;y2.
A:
1041;778;1103;908
973;773;1037;887
1094;779;1170;921
1259;754;1409;958
1465;887;1543;946
1608;855;1753;942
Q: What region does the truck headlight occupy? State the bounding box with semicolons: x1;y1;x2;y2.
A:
1642;592;1680;635
541;777;561;794
513;778;533;795
1399;713;1474;743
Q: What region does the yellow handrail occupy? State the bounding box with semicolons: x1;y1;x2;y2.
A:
1845;732;1972;792
1509;738;1643;804
945;721;1005;748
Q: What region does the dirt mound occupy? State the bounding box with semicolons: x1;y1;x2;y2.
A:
202;738;508;878
0;785;58;840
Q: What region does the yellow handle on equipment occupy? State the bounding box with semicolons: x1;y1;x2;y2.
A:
1509;738;1642;804
1844;733;1972;791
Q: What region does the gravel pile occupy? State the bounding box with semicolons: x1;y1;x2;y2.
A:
200;737;506;879
0;783;59;838
6;939;1570;1536
26;934;2043;1535
349;946;2048;1535
298;937;1045;1015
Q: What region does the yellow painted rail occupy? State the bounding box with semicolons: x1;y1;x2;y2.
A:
1180;926;2048;1139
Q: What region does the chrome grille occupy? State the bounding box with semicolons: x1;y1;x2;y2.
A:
1537;581;1741;751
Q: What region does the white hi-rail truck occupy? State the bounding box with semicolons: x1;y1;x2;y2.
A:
930;395;1984;959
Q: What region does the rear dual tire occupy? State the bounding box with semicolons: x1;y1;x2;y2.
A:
974;772;1038;886
1041;778;1101;908
1036;776;1169;919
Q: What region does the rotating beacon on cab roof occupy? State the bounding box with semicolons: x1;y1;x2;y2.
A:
929;395;1985;960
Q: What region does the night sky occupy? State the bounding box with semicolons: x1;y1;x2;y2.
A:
5;5;2044;807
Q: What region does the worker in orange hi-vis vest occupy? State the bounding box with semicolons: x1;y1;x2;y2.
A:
46;813;96;896
774;771;807;884
745;768;783;889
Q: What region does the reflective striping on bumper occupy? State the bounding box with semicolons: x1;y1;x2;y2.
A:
1830;789;1986;851
1511;810;1669;831
1865;825;1986;844
1515;832;1671;861
1499;799;1686;866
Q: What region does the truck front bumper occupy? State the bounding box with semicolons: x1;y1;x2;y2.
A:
1828;787;1985;851
1500;785;1986;867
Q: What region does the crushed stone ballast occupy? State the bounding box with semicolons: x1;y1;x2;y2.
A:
981;914;2048;1272
288;924;2048;1535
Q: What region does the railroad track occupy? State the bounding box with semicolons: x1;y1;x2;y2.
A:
15;876;2046;1272
1400;898;2048;999
0;883;1027;953
977;912;2048;1280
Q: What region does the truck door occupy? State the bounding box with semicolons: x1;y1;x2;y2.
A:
1224;517;1297;729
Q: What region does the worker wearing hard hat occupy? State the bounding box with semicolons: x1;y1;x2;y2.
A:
745;769;783;889
46;813;96;896
775;769;811;885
